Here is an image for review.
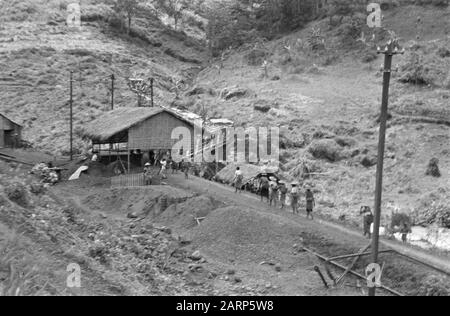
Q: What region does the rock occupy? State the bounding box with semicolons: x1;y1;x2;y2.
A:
186;86;207;96
157;226;172;235
226;269;236;275
233;276;242;283
189;250;203;261
178;236;192;246
361;155;377;168
274;264;282;272
127;212;138;219
220;86;248;100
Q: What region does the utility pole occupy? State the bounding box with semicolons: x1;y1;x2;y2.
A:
70;71;74;161
150;78;154;107
369;39;404;297
111;74;115;110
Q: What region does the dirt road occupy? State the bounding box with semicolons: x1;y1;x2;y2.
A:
166;174;450;276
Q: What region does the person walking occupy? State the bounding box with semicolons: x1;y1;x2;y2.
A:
234;167;244;194
291;182;300;214
160;159;168;180
360;206;374;239
400;222;412;243
278;181;288;210
171;159;178;174
143;163;153;186
305;187;315;220
259;174;270;203
269;177;279;207
182;159;189;179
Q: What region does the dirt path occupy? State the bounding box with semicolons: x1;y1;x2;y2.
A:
166;174;450;275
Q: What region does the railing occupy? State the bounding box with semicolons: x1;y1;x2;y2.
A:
111;173;146;188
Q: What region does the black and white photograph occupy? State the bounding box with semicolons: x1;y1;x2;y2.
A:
0;0;449;300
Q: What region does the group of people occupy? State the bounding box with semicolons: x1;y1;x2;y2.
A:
143;158;190;185
360;206;412;243
233;167;316;220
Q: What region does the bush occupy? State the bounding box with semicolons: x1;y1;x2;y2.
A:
308;139;343;162
418;275;450;296
414;193;450;228
5;182;29;208
335;136;356;147
244;49;268;66
361;50;378;63
399;48;449;87
426;158;441;177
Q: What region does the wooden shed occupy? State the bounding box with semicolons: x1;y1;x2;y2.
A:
82;107;198;168
0;113;22;148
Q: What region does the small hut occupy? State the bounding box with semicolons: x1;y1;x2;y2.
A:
0;112;22;149
81;107;198;169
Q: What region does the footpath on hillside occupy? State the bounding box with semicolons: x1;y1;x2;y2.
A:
166;173;450;275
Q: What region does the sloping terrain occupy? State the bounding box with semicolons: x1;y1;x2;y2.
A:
0;0;207;155
186;4;450;231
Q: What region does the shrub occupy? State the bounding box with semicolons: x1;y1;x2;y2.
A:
306;27;325;51
335;136;356;147
361;50;378;63
418;275;450;296
308;139;343;162
437;46;450;58
5;182;29;208
426;158;441;177
244;49;268;66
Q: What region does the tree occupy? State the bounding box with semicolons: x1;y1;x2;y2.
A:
114;0;141;34
156;0;188;30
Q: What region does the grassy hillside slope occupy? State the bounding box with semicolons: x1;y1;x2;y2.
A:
0;0;207;154
187;4;450;230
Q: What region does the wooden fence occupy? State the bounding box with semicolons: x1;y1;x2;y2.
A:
111;173;146;188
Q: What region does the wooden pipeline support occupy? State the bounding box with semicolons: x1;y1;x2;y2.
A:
303;247;404;296
314;266;329;289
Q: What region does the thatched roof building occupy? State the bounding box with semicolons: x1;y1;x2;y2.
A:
81;107;199;151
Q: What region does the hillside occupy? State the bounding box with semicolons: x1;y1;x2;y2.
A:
0;0;449;297
185;4;450;232
0;0;207;155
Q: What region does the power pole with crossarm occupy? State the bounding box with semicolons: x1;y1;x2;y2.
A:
369;38;404;297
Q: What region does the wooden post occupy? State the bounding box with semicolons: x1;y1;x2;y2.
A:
70;71;74;161
111;74;115;110
369;40;404;297
150;78;154;107
127;145;131;174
